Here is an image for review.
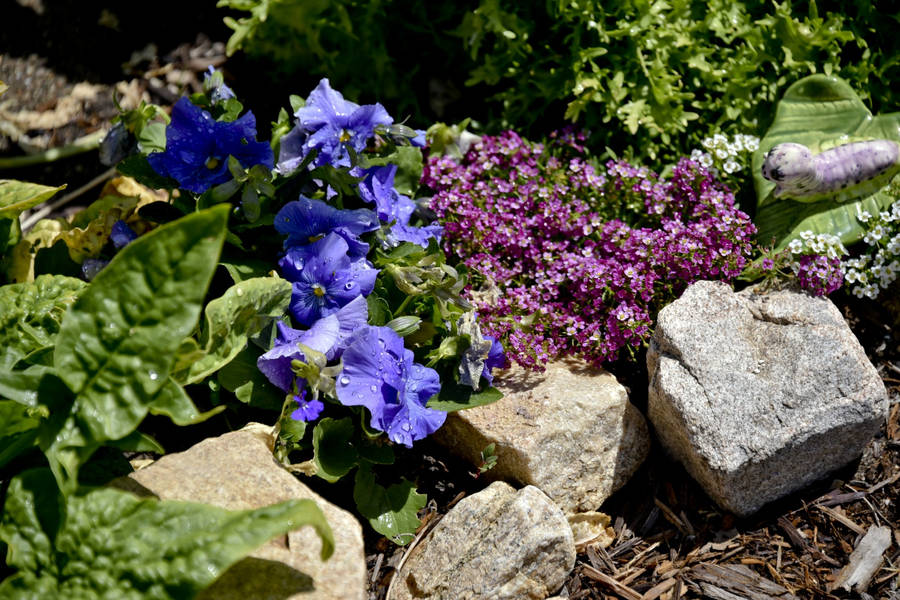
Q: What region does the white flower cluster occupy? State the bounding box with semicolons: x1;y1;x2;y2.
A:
786;230;846;271
844;200;900;299
692;133;760;176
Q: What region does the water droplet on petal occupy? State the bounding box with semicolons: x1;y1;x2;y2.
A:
148;371;159;381
370;385;378;393
340;376;350;385
377;338;385;348
356;393;364;399
344;282;355;290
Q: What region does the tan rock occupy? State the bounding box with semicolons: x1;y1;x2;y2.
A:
435;359;650;513
388;481;575;600
112;423;365;600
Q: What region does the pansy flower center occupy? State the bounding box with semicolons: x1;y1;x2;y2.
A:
339;129;352;143
205;156;220;170
312;284;326;297
308;233;325;243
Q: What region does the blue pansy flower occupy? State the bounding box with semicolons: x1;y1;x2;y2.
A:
358;165;442;248
110;220;138;249
275;197;378;258
290;389;325;422
278;233;377;326
148;97;274;194
293;78;393;168
481;335;508;387
337;326;445;448
258;295;368;391
275;125;309;175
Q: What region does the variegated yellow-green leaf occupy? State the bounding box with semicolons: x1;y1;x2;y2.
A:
0;180;66;220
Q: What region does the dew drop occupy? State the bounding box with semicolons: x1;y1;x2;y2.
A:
148;371;159;381
356;393;364;399
340;376;350;385
369;385;378;393
235;288;244;296
401;423;411;431
344;281;355;290
377;338;386;348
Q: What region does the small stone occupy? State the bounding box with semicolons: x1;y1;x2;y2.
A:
388;481;575;600
434;359;650;513
647;281;888;516
111;423;366;600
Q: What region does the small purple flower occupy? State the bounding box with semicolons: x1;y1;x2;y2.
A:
275;125;309;175
359;165;442;248
110;220;138;249
290;388;324;422
293;78;393;168
257;295;368;391
761;257;775;270
148;97;273;194
337;326;445;447
275;196;378;258
278;233;377;326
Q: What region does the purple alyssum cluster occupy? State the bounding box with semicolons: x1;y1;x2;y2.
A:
424;130;757;368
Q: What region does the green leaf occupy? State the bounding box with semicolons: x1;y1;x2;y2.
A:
137;121;168;153
52;205;228;443
218;345;285;411
363;147;423;197
0;400;41;469
353;465;425;545
0;468;333;599
427;384;503;413
312;417;359;483
0;180;66;219
148;378;225;426
0;365;68;408
0;275;86;366
219;258;274;283
385;315;422;337
171;277;292;385
753;75;900;249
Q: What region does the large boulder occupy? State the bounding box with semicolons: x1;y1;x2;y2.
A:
434;359;650;513
112;423;366;600
388;481;575;600
648;280;888;516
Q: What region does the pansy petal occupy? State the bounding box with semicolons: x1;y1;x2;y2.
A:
275;125;309;175
381;400;447;448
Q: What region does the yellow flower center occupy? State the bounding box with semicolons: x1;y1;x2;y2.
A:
339;129;352;143
312;284;326;297
205;156;220;170
308;233;325;243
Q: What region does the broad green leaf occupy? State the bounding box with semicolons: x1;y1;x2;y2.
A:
0;468;333;599
753;75;900;250
312;417;359;483
428;384;503;413
0;275;86;365
217;345;285;411
0;401;41;469
0;365;68;408
0;180;66;219
171;277;292;385
6;217;67;283
353;466;425;545
148;378;225;426
52;205;228;444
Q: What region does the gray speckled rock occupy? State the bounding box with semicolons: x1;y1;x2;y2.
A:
648;280;888;516
112;423;365;600
434;359;650;513
388;481;575;600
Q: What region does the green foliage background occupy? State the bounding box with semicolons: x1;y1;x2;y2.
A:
220;0;900;162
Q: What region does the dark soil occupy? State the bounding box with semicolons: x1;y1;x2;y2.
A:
3;5;899;599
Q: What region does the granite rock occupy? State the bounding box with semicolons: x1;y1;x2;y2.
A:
113;423;366;600
435;359;650;513
388;481;575;600
648;280;888;516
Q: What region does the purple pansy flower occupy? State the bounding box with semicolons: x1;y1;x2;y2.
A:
257;295;368;391
275;125;309;175
204;66;236;103
148;97;273;194
275;196;378;258
292;78;393;168
110;220;138;249
278;233;377;326
290;389;325;422
337;326;446;448
358;165;442;248
481;335;508;387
